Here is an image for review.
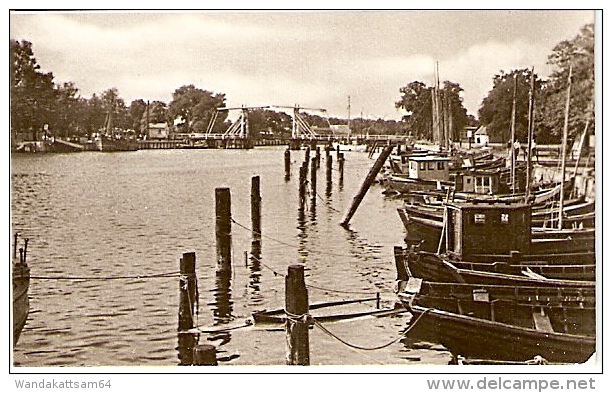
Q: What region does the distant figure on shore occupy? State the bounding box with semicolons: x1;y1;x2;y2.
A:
513;140;521;160
531;139;539;163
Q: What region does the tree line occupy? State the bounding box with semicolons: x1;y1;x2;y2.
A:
396;23;594;144
11;23;593;144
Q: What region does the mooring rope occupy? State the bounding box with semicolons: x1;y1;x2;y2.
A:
311;308;431;351
231;217;372;259
248;253;384;296
29;271;181;280
315;191;342;212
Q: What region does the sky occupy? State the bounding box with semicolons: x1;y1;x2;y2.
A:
9;9;596;121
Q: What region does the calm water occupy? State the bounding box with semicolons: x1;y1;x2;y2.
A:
11;147;445;367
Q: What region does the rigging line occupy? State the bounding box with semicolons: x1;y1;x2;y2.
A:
231;217;359;258
315;191;341;212
29;272;181;280
306;283;381;295
249;253;390;296
311;308;431;351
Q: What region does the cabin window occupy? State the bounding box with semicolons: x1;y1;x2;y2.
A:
466;178;471;184
474;213;486;224
411;161;417;170
483;177;490;186
428;162;436;170
420;162;426;171
437;162;445;170
500;213;509;224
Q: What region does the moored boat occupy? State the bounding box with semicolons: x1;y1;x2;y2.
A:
397;200;595;259
12;233;31;347
95;134;139;152
397;277;595;363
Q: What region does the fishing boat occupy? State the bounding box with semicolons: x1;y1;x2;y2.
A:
397;277;595;363
399;250;594;288
95;134;139;152
12;233;31;347
381;155;455;195
397;200;595;259
95;99;139;152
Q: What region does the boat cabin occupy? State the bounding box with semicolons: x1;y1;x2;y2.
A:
408;156;450;181
454;170;501;194
444;201;532;260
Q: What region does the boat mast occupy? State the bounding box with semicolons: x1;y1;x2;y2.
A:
558;64;573;230
525;68;535;203
510;74;517;194
347;95;351;139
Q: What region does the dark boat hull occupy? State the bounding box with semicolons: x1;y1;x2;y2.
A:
405;305;595;363
13;264;30;347
96;138;139;152
404;252;595;287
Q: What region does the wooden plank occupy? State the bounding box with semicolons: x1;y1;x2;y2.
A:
532;309;555;333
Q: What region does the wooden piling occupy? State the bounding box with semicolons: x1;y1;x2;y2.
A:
338;153;345;183
251;175;261;240
215;188;232;273
285;265;310;365
13;232;18;259
193;344;218;366
305;146;310;163
310;157;317;202
336;143;340;159
340;145;393;227
315;146;321;168
394;246;409;281
284;148;291;180
326;155;333;184
298;164;306;211
178;252;197;332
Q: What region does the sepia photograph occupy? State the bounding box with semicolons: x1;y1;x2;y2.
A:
8;5;603;387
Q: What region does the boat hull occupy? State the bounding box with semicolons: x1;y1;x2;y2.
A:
405;305;595;363
96;138;139;152
13;264;30;347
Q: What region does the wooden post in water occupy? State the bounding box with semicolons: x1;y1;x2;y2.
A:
338;153;345;184
326;155;333;185
285;265;309;365
193;344;217;366
336;144;340;159
394;246;409;281
305;146;310;163
315;146;321;168
310;157;317;203
251;175;261;241
298;164;306;211
178;252;197;332
340;145;393;227
284;148;291;180
215;188;232;274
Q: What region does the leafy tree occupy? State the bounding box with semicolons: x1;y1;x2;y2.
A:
80;94;106;136
536;23;594;142
129;99;147;133
168;85;227;132
395;81;432;138
53;82;81;137
396;80;469;140
148;101;168;123
478;69;544;143
441;81;470;141
10;39;57;140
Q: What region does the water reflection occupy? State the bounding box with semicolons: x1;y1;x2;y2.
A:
296;207;308;262
247;239;263;306
211;268;233;325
